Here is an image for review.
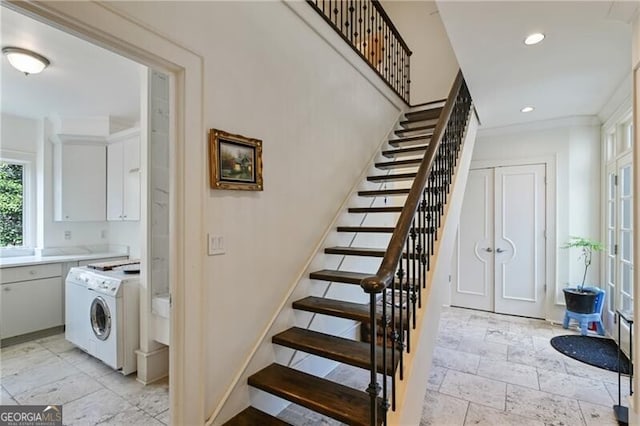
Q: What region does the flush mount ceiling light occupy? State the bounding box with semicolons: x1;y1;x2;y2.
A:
524;33;545;46
2;47;50;75
521;106;535;113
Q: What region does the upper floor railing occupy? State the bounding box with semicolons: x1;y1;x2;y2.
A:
307;0;412;104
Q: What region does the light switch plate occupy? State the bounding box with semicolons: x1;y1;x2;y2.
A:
208;234;225;256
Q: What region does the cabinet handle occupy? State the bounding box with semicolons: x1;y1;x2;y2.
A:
485;248;493;253
29;270;36;275
3;287;10;291
496;248;505;253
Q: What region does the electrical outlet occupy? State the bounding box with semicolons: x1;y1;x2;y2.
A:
208;234;225;256
64;231;72;240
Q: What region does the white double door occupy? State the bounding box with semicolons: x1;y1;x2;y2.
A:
452;164;547;319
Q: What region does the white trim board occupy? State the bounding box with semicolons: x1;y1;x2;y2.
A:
469;155;558;322
3;2;207;425
477;115;601;138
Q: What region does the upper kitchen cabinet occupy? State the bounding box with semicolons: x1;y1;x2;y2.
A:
107;128;140;221
52;136;107;222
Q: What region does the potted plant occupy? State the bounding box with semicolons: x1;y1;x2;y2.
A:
562;236;604;314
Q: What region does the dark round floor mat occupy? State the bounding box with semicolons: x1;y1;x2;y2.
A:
550;335;631;374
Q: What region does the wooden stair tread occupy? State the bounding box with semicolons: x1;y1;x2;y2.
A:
404;105;444;121
358;188;410;197
325;246;419;259
382;145;429;158
292;297;408;327
375;158;421;169
224;407;290;426
375;157;446;170
394;124;436;136
248;363;381;426
293;296;372;322
367;172;417;182
272;327;398;375
348;204;442;214
337;226;434;234
388;135;432;147
348;206;404;213
310;269;370;284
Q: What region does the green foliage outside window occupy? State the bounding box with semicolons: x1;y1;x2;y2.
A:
0;162;24;247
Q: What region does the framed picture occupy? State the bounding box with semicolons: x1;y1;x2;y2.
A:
208;128;263;191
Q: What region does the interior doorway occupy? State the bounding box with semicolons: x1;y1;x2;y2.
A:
452;163;547;319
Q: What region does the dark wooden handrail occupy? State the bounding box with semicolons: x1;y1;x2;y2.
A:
361;70;464;294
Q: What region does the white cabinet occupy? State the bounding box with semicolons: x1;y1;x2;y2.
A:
107;128;140;221
1;264;63;339
52;138;107;222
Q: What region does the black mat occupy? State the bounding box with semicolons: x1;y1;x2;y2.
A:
550;335;631;374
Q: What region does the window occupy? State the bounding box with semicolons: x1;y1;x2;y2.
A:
0;151;35;250
0;161;25;247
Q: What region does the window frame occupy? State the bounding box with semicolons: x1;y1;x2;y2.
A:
0;149;36;251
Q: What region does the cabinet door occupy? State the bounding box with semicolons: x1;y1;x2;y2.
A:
56;144;106;221
1;278;63;338
122;137;140;221
107;142;124;220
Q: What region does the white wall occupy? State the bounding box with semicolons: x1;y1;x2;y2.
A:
104;0;402;417
631;12;640;421
382;0;459;104
1;114;39;153
472;118;601;322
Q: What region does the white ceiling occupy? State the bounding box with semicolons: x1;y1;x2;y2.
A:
436;1;634;129
1;7;141;123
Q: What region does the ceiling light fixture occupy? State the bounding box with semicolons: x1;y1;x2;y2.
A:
521;106;535;113
2;47;50;75
524;33;545;46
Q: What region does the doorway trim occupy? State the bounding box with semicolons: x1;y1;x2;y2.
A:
4;2;206;424
469;155;557;320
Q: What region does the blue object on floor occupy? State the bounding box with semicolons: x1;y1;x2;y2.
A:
562;286;605;336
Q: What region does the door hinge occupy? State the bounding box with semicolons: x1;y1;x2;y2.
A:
614;244;618;255
544;284;547;292
169;294;172;307
615;175;618;186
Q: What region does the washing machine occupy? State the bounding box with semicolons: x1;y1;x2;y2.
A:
65;266;140;375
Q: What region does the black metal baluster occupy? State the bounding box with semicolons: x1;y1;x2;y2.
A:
396;261;404;380
381;284;389;426
367;291;379;426
410;219;417;328
405;235;411;353
390;259;397;411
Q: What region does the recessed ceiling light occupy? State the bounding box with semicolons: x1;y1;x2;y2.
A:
2;47;50;75
524;33;545;46
521;106;535;113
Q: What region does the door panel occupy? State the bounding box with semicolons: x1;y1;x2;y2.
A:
494;164;546;318
451;169;494;311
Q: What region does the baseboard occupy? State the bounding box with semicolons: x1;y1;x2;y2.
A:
136;346;169;384
1;326;65;348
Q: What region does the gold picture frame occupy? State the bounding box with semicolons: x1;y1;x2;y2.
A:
209;128;263;191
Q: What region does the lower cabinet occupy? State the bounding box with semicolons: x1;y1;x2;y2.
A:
1;277;63;339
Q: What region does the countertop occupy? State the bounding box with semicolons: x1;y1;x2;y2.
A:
0;252;129;268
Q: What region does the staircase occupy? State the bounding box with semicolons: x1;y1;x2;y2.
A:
224;72;474;426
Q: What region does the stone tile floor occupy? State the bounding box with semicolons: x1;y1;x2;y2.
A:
279;306;630;426
0;333;169;425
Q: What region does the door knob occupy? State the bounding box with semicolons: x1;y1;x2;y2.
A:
485;248;493;252
496;248;505;253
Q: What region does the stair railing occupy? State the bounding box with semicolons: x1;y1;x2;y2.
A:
360;70;472;425
306;0;412;104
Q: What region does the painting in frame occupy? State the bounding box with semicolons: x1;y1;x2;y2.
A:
209;128;263;191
